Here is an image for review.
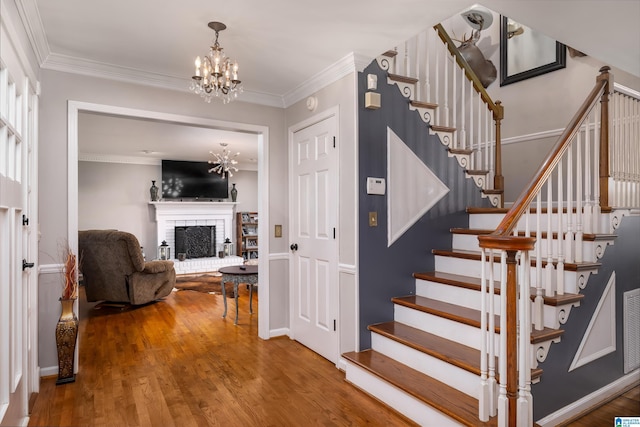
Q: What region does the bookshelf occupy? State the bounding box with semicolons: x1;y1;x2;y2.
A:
236;212;258;260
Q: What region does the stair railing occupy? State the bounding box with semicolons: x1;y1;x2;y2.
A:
378;25;504;205
611;84;640;208
477;67;612;427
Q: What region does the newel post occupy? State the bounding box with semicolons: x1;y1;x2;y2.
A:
478;235;535;427
597;66;612;209
493;101;504;207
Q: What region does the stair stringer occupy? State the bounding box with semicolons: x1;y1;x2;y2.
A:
376;54;502;207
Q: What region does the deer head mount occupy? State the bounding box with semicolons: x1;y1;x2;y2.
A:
455;30;497;88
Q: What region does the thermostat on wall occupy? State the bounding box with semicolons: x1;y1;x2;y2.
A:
366;177;386;195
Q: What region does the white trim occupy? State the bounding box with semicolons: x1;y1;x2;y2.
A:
0;0;38;91
78;153;161;166
288;105;341;363
268;327;289;338
67;101;271;340
38;263;63;275
14;0;49;66
282;52;371;108
569;273;616;371
268;252;290;261
614;82;640;99
38;366;57;377
536;370;640;427
338;263;357;275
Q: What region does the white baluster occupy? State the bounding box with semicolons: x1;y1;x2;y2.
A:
518;250;533;427
443;43;449;127
576;133;584;263
424;31;431;104
584;120;593;233
488;249;497;416
480;248;489;421
545;178;554;296
460;73;466;150
592;107;601;232
566;146;575;263
497;250;508;427
556;161;565;295
534;196;544;330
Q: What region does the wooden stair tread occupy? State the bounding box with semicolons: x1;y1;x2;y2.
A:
369;321;543;381
388;73;418;84
413;271;584;306
449;148;474;155
481;189;503;195
382;50;397;58
432;249;602;271
410;100;438;109
343;349;497;426
466;169;490;176
431;125;456;133
450;228;616;242
467;206;613;214
393;295;564;343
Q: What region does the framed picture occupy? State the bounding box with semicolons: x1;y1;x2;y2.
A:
500;16;566;86
242;213;250;223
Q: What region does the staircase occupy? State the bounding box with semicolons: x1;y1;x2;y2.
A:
344;24;639;427
343;207;611;426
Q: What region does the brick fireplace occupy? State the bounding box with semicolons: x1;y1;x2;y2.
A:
150;201;243;274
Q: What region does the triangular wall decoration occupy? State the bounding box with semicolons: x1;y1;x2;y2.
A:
569;272;616;371
387;127;449;246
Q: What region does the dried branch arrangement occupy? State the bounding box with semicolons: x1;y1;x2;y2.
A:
62;246;78;300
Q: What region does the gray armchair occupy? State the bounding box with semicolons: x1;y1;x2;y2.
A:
78;230;175;305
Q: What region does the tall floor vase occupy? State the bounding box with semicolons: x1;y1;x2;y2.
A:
55;298;78;385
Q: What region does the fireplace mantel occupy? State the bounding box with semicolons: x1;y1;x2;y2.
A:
150;201;237;261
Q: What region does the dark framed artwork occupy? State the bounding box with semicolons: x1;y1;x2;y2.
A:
500;16;566;86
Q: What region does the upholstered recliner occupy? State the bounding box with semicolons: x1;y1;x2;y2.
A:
78;230;175;305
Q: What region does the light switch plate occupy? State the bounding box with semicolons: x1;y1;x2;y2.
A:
369;212;378;227
274;224;282;238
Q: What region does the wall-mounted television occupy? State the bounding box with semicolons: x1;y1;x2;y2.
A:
161;160;229;200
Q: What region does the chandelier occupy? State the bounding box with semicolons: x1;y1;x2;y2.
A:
208;143;239;176
190;21;242;104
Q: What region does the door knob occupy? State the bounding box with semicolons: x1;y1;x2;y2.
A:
290;243;298;251
22;259;35;271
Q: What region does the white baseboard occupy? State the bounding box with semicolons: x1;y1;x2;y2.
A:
536;370;640;426
269;327;289;337
40;365;58;377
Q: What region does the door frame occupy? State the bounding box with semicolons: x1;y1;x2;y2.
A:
287;105;340;362
67;101;271;339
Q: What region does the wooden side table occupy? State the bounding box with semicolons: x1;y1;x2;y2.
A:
218;265;258;325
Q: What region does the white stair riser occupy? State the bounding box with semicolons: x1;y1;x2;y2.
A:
469;213;582;232
345;361;463;426
372;332;480;400
451;234;612;263
434;255;596;295
416;279;501;312
394;304;491;352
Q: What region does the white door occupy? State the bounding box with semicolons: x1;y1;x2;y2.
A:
290;114;339;363
0;55;37;425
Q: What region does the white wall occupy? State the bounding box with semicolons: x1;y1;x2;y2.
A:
38;69;286;371
285;72;359;353
442;11;640;202
78;161;258;255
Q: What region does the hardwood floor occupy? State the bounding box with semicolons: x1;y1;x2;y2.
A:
562;385;640;427
29;286;416;426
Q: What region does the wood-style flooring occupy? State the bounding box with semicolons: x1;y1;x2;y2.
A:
28;286;639;426
28;286;416;426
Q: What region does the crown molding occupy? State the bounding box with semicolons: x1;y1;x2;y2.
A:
79;153;161;165
15;0;50;65
282;52;373;108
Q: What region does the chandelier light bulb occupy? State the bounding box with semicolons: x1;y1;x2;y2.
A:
190;21;243;104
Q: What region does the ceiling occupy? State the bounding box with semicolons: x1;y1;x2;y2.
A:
19;0;640;164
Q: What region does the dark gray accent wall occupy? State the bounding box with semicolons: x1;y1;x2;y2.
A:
533;214;640;420
357;62;491;349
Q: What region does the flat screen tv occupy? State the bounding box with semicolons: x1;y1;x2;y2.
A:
161;160;229;200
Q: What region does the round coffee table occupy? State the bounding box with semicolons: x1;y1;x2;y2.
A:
218;265;258;325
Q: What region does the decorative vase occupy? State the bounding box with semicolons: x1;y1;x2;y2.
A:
55;298;78;385
230;183;238;202
150;180;159;201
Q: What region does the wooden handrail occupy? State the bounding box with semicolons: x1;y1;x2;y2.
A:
435;24;505;198
434;24;501;118
483;67;611;238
